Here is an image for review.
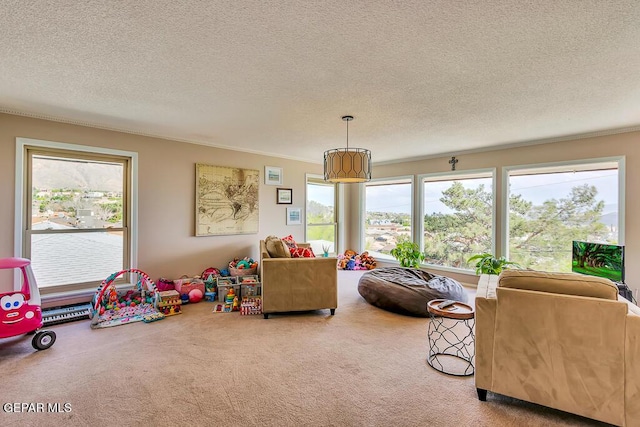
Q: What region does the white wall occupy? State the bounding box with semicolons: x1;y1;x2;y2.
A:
0;113;322;294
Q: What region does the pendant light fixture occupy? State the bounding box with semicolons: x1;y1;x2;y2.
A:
323;115;372;183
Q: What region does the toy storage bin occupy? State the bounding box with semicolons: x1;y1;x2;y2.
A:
229;266;257;277
216;276;238;286
173;276;205;296
241;283;261;298
156;278;175;292
216;277;240;303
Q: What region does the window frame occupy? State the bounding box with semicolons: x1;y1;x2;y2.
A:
502;156;625;263
305;174;340;255
14;137;138;297
360;175;414;262
418;168;496;273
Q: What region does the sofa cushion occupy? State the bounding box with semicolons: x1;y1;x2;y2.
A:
499;270;618;300
264;236;291;258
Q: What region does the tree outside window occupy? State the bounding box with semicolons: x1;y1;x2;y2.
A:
508;165;619;272
422;175;493;269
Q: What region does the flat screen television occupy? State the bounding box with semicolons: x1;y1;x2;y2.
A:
572;241;625;283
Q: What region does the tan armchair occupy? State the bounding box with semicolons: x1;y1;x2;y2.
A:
475;270;640;426
259;240;338;319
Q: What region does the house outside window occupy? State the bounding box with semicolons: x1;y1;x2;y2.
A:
420;170;495;270
505;159;623;272
306;176;337;255
363;177;413;261
16;138;137;295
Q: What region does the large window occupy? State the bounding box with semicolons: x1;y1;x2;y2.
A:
306;176;337;255
506;160;622;272
17;139;135;295
363;178;412;260
421;171;494;269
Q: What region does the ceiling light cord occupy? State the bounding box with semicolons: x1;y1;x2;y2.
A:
346;118;349;150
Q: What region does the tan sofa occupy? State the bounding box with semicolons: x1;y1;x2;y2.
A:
475;270;640;426
260;240;338;319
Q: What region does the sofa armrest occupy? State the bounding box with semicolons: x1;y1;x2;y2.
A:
475;274;498;391
626;313;640;425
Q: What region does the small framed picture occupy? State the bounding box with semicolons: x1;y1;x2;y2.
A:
286;207;302;225
277;188;293;204
265;166;283;185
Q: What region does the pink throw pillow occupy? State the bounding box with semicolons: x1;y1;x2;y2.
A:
281;235;298;249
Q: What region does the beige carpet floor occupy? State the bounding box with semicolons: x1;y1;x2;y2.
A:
1;271;609;426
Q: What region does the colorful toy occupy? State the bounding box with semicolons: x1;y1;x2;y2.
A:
228;257;258;276
202;270;218;294
225;287;236;305
156;277;175;292
337;250;376;270
189;288;203;303
0;257;56;351
359;251;377;270
201;267;221;279
157;290;182;316
173;275;205;298
91;269;160;328
240;297;262;315
143;312;165;323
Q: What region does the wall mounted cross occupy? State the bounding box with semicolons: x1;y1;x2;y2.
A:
449;156;458;171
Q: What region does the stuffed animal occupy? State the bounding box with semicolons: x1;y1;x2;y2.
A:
359;251;377;270
337;250;376;270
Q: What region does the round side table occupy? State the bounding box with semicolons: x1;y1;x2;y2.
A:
426;299;475;376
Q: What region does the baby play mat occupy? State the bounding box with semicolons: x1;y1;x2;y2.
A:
358;267;467;317
91;269;159;329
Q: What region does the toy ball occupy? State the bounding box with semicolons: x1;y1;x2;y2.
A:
189;288;204;303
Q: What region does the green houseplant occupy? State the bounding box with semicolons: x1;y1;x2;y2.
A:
467;253;520;275
390;241;425;268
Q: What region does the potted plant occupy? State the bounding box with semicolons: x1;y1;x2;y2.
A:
321;244;331;257
467;253;520;275
390;240;425;268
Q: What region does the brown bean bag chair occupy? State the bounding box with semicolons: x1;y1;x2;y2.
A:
358;267;468;317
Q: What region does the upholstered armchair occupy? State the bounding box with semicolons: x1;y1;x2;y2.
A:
259;239;337;319
475;270;640;426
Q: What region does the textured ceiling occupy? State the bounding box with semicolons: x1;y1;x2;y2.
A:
1;1;640;164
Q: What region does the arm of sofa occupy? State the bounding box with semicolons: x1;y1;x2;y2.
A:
625;309;640;425
475;274;498;395
261;257;338;314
